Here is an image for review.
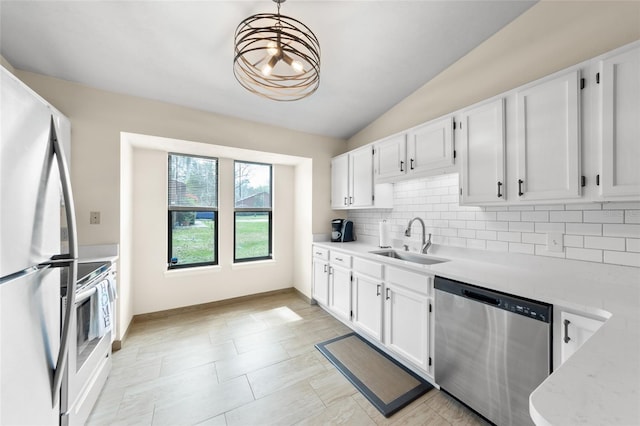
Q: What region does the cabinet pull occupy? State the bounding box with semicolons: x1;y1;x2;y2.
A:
518;179;524;196
335;257;343;262
385;288;391;300
410;159;415;170
349;196;353;205
400;160;405;172
323;264;327;273
328;266;333;275
563;319;571;343
376;284;381;296
344;197;348;206
497;181;503;198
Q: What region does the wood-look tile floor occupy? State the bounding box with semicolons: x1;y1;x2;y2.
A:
88;290;488;426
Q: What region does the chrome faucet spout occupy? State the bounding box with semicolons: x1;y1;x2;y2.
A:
405;217;431;254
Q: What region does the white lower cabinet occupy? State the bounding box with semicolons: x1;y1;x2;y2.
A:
558;311;605;366
312;249;329;306
351;257;384;341
384;282;431;372
328;264;351;323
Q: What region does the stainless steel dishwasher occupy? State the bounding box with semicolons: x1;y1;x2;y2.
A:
434;276;552;426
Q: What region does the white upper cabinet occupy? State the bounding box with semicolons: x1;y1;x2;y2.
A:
407;116;455;174
598;45;640;199
373;133;406;181
331;146;393;210
330;153;349;209
349;146;375;208
516;70;582;202
460;98;506;205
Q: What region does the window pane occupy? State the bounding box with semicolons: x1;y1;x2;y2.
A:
235;212;270;260
169;154;218;208
235;162;272;208
170;211;216;266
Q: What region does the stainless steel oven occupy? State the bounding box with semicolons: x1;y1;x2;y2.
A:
60;261;115;426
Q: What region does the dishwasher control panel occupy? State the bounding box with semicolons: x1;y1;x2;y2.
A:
434;275;552;323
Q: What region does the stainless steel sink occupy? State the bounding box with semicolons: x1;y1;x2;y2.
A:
369;249;448;265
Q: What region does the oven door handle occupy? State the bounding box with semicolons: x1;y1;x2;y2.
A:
49;117;79;409
76;286;97;305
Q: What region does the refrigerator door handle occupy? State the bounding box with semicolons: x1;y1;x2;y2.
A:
48;116;79;408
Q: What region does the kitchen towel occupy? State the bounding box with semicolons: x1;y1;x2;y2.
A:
379;220;391;248
89;280;112;339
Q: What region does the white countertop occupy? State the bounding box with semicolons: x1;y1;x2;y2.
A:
313;241;640;425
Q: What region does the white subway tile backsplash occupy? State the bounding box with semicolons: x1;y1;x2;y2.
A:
583;210;624;223
603;224;640;238
486;221;509;231
626;210;640;224
477;230;498;240
550;211;583;223
584;236;626;251
566;248;603;263
563;235;584;248
509;222;535;232
521;211;549;222
603;251;640;267
566;223;602;236
497;231;521;243
522;232;547;245
348;174;640;268
497;211;521;221
534;222;566;233
627;239;640;253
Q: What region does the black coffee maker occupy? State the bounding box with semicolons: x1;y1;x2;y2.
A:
331;219;355;242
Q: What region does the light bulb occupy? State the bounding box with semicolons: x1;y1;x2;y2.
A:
291;60;304;73
262;55;279;76
283;53;305;74
266;41;279;56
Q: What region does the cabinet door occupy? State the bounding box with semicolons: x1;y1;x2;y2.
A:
351;274;383;341
560;311;604;365
384;283;430;370
599;46;640;198
331;154;349;209
329;265;351;322
312;258;329;306
349;146;374;208
460;98;506;205
406;116;454;173
516;71;581;201
374;134;406;181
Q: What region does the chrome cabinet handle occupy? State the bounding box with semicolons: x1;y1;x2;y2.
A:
497;181;503;198
386;288;391;300
335;257;343;262
400;160;404;172
564;319;571;344
376;284;381;296
410;158;415;170
323;264;327;273
349;196;353;205
344;197;348;206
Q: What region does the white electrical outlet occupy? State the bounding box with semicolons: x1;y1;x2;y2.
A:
547;232;563;253
90;211;101;225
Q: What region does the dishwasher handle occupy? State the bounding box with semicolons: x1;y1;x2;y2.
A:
462;289;500;306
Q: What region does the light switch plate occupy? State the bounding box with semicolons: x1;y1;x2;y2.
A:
547;232;564;252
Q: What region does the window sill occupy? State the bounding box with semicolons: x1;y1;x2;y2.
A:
164;265;222;277
231;259;276;269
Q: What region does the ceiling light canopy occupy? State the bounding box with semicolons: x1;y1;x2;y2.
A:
233;0;320;101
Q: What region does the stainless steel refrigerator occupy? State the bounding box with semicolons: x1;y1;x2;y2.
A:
0;66;78;425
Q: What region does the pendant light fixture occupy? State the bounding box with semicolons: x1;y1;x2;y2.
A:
233;0;320;101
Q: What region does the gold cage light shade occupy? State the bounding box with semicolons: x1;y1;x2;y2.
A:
233;0;320;101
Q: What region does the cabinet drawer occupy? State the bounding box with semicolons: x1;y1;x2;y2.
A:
312;246;329;261
386;266;431;295
330;251;352;267
353;257;383;279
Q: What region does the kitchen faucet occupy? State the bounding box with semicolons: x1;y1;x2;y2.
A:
404;217;432;254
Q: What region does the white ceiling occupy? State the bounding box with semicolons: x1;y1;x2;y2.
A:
0;0;536;140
